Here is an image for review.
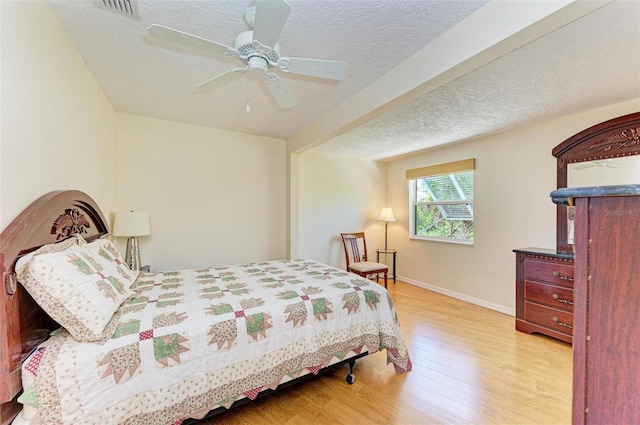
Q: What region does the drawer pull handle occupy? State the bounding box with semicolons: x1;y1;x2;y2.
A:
552;293;574;305
553;316;573;329
553;271;574;282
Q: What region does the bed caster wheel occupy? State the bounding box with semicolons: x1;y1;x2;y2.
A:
346;373;355;385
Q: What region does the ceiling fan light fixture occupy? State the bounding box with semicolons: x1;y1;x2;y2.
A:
248;56;268;74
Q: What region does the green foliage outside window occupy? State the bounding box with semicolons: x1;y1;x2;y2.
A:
412;171;473;241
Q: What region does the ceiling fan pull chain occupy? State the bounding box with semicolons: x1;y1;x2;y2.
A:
246;79;251;113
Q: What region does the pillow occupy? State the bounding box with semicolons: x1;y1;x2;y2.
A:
15;234;85;270
16;238;138;342
83;237;139;286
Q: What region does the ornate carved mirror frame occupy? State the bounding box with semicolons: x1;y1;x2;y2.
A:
552;111;640;253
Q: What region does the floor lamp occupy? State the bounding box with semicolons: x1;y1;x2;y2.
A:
378;207;396;250
112;211;150;271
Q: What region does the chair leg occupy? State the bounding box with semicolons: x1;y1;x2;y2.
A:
384;271;388;289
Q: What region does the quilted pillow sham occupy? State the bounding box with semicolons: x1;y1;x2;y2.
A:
16;237;138;342
82;237;139;286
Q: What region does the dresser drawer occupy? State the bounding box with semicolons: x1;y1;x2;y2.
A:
514;249;575;343
524;259;574;287
524;301;573;335
524;281;574;312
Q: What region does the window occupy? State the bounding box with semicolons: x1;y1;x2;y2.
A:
407;159;475;243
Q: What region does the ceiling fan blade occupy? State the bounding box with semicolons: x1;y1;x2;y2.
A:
263;73;297;109
194;67;247;92
277;57;348;80
252;0;291;50
147;24;234;56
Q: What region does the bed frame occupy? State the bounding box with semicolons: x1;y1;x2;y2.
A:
0;191;109;425
0;190;365;425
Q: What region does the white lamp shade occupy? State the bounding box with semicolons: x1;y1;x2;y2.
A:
112;211;151;237
378;207;396;222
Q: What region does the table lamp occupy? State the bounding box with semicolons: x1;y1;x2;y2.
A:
112;211;150;271
378;207;396;251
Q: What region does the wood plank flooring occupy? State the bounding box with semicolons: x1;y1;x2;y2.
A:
198;281;572;424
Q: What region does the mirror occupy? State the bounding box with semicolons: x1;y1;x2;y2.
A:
568;157;640;186
553;112;640;253
565;157;640;244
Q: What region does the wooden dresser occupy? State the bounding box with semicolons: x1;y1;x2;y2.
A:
552;185;640;424
513;248;574;343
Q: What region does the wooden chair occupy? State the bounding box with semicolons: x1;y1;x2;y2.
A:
340;232;388;288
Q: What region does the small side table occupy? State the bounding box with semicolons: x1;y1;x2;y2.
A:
376;249;397;283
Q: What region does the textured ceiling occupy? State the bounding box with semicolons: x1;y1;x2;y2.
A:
47;0;640;161
314;0;640;160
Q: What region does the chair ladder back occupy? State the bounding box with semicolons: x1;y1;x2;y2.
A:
349;237;363;263
341;232;368;265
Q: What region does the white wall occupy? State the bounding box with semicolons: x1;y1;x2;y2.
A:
0;1;118;231
294;151;386;268
116;113;287;271
386;98;640;314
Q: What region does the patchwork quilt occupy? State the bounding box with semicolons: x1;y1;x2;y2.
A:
20;259;412;425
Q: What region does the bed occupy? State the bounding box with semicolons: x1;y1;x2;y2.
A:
0;190;411;425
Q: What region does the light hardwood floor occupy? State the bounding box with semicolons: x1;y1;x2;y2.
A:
200;281;572;425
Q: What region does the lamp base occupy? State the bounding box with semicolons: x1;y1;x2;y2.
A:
124;236;142;271
384;222;389;251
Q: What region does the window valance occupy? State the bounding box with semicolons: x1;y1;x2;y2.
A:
405;158;476;180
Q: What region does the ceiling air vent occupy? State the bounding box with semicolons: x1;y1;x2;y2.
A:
96;0;139;19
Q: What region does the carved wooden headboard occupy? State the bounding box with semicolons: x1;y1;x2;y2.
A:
0;190;109;422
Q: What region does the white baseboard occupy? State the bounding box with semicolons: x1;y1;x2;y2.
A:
397;275;515;317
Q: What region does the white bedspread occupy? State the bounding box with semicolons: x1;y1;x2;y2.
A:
20;259;411;425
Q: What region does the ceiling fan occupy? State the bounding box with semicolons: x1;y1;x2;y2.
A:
146;0;348;110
